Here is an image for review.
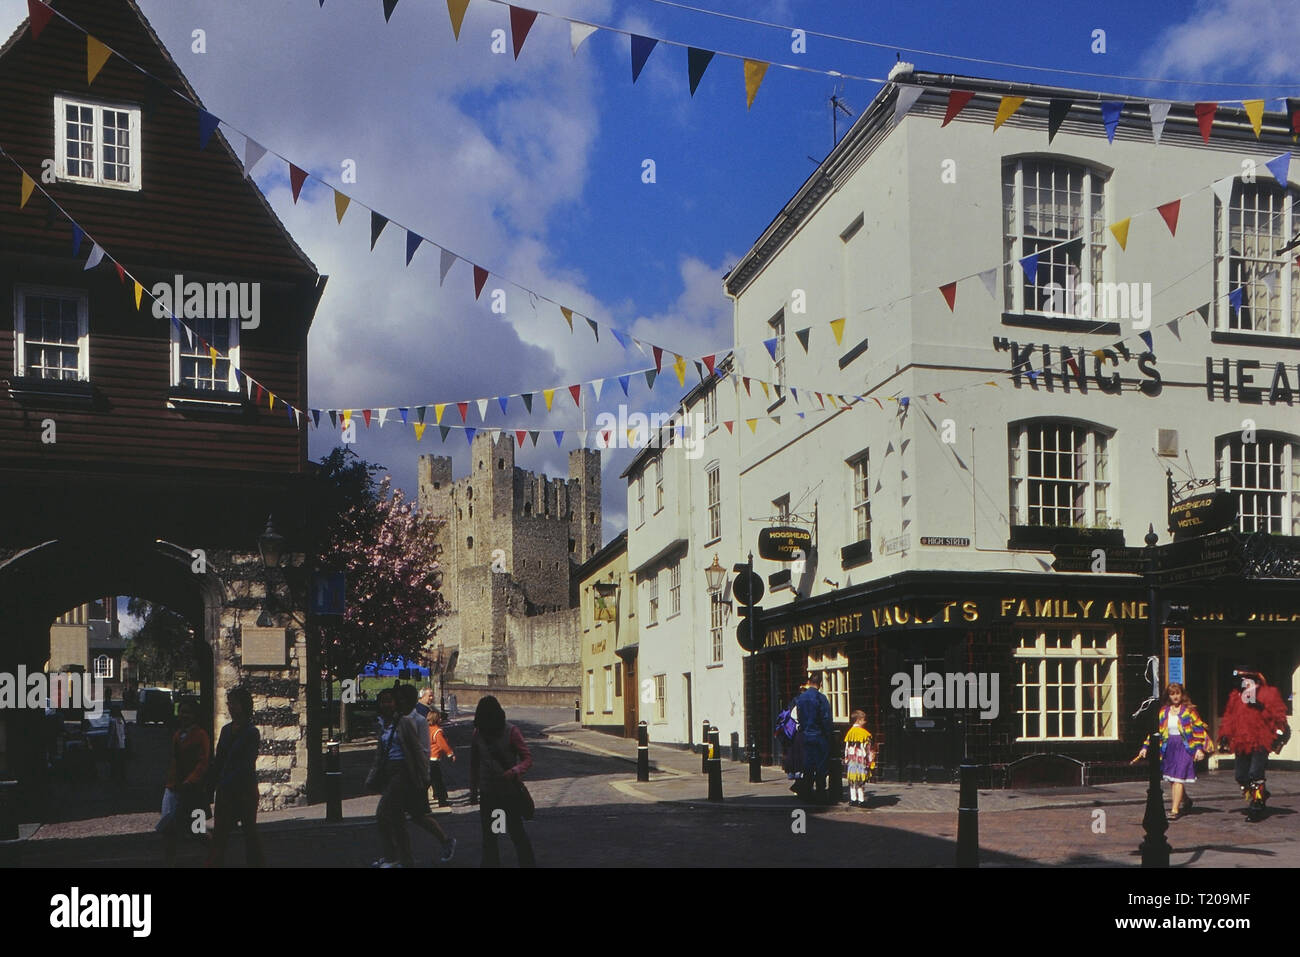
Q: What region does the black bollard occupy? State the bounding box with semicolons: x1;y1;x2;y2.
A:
730;731;741;763
637;721;650;782
701;720;711;773
1139;731;1171;867
956;763;979;867
325;740;342;822
575;698;581;722
707;727;723;801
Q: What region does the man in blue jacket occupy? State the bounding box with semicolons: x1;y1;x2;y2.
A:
794;673;834;801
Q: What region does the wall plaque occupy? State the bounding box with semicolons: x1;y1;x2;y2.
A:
241;627;287;667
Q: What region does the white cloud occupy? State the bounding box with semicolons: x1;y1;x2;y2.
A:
1142;0;1300;89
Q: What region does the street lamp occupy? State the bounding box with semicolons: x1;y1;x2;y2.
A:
256;514;285;628
704;554;726;597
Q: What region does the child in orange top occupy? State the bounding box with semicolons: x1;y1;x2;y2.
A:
428;710;456;808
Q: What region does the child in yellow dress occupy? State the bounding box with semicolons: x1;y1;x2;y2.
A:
843;710;875;808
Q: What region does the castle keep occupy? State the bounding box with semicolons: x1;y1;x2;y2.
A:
418;433;601;688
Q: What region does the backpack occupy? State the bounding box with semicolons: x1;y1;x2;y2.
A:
775;708;797;741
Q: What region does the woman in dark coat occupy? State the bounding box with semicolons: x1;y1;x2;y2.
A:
469;696;535;867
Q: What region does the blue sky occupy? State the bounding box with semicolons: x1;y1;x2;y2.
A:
5;0;1299;554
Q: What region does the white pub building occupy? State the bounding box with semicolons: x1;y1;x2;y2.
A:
625;65;1299;782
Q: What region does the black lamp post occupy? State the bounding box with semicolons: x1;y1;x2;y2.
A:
257;515;285;627
1139;521;1171;867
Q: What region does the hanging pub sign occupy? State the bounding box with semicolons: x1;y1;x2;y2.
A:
1169;490;1237;541
758;526;812;562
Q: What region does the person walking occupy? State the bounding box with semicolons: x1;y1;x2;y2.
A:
428;709;456;808
159;700;210;866
1218;669;1291;822
793;673;834;802
370;686;455;867
207;687;265;866
470;696;535;867
1130;683;1210;820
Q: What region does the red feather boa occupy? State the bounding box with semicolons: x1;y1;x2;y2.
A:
1219;685;1289;754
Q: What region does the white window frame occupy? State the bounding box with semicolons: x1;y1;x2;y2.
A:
603;665;614;714
1218;432;1300;534
636;473;646;528
710;598;726;664
702;386;718;429
171;315;240;392
848;451;870;543
654;456;664;513
585;670;595;714
647;573;659;626
807;646;849;723
93;655;113;679
1215;180;1299;336
706;463;721;544
14;285;89;380
769;309;786;387
1003;158;1107;317
1015;629;1117;741
1009;420;1113;529
54;95;142;191
653;674;667;722
668;561;681;617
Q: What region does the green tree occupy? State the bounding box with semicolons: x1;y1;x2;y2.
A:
122;598;205;687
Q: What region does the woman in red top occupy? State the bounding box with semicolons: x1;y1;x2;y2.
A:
470;696;535;867
161;700;210;865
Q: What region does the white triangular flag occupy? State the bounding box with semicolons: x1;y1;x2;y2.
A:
294;408;301;429
490;429;501;443
1262;269;1279;299
893;84;923;124
83;243;105;270
378;408;389;428
978;267;997;299
1212;176;1235;205
476;398;489;421
244;138;267;176
1148;101;1171;145
591;378;604;401
439;247;456;286
570;21;598;55
578;430;588;447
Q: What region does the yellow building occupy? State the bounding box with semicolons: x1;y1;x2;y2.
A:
578;532;637;736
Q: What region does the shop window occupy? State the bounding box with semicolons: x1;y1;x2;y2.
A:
807;645;849;722
1015;629;1117;741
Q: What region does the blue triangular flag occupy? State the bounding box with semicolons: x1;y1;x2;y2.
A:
71;225;84;257
899;396;910;409
1019;253;1039;283
789;387;797;402
405;231;423;266
1139;331;1153;352
631;35;658;82
498;395;509;415
611;328;629;349
1266;151;1291;186
618;374;631;395
465;428;476;445
1101;101;1122;143
1230;286;1243;315
198;111;220;150
311;409;321;428
399;407;409;425
554;430;565;447
763;337;778;360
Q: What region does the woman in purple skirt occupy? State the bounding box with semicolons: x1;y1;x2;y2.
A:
1131;683;1211;819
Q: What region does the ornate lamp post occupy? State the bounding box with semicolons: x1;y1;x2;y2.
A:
257;515;285;627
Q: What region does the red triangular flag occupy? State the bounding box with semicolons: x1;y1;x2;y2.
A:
1157;199;1180;237
601;430;612;445
27;0;54;40
652;346;663;373
569;384;582;406
939;281;957;311
255;383;264;404
1194;102;1216;143
941;90;975;128
114;262;125;284
362;409;372;428
457;401;469;422
473;265;489;299
742;377;752;396
515;430;526;447
934;393;946;403
703;354;715;375
289;163;308;203
509;6;538;60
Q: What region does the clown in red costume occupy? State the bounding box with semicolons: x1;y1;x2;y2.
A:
1217;669;1291;822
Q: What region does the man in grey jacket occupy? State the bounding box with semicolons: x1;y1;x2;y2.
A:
373;685;456;867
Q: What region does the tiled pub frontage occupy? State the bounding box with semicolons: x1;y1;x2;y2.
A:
744;570;1299;785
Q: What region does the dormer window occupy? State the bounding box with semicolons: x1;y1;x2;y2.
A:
54;95;141;190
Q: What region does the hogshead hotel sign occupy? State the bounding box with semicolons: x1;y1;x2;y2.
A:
1169;490;1237;541
758;526;812;561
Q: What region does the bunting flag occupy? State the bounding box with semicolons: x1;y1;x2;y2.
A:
327;189;349;225
1139;331;1154;352
521;392;533;413
509;6;538;60
746;418;758;434
475;398;489;420
560;306;574;331
398;408;407;425
1194;102;1217;143
591;378;605;400
19;172;35;208
570;21;597;55
1108;218;1131;251
618;374;630;396
289;164;308;203
763;337;778;360
1101;101;1122;143
543;388;555;411
688;47;715;96
829;317;845;345
198;111;220;150
1148;101;1171;145
941;90;974;127
1019;253;1039;283
568;384;582;407
413;421;428;441
446;0;470;40
383;0;399;22
465;428;476;445
244;138;267;176
743;59;769;110
585;317;599;341
133;281;143;310
673;353;687;386
370;211;388;251
1244;99;1265;138
433;403;445;425
515;429;527;447
114;262;124;283
553;430;564;447
438;247;456;286
27;0;54;40
439;425;451;441
498;395;509;415
702;355;716;375
1262;269;1278;299
939;281;957;311
723;421;734;434
328;411;338;430
457;401;469;423
1168;316;1182;340
978;267;997;299
473;265;489;299
1229;286;1243;316
645;369;657;389
993;95;1025;131
652;345;663;373
1266;151;1291;186
1211;176;1235;206
529;430;539;446
86;36;113;85
1157;199;1180;237
405;230;422;265
1047;98;1072;143
893;84;923;123
83;243;105;270
794;328;810;352
630;35;657;82
378;408;389;428
71;225;84;257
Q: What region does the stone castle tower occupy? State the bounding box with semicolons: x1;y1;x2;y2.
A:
418;432;601;685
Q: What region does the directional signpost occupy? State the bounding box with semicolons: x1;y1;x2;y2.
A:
1150;530;1244;586
1049;544;1146;574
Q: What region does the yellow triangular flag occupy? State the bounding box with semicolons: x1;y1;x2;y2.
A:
829;317;846;345
626;429;636;445
743;59;769;110
560;307;574;331
87;36;113;85
19;172;34;208
342;410;352;426
434;403;446;425
673;353;686;386
209;346;218;363
1108;217;1131;250
1091;348;1106;359
759;381;770;399
1243;99;1265;138
985;380;1000;387
543;388;555;411
746;418;758;433
334;190;350;224
414;422;427;441
993;95;1026;131
268;392;276;411
133;281;143;310
446;0;470;41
